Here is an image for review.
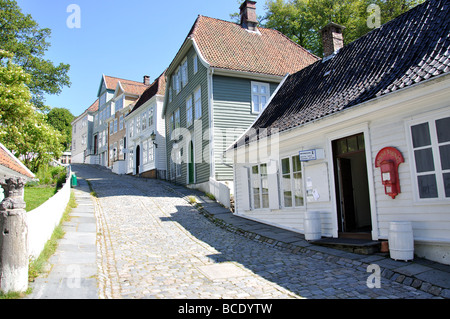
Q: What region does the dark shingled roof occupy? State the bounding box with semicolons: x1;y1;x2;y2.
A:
233;0;450;148
129;70;166;115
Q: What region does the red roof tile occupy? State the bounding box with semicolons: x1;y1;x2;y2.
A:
0;143;35;179
189;16;319;76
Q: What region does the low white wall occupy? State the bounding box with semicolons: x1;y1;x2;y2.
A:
209;178;231;208
27;173;72;260
112;160;127;175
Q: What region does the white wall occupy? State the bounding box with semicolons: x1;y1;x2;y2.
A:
232;74;450;264
27;173;72;260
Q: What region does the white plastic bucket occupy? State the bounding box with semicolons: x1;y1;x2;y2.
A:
304;211;321;241
389;221;414;261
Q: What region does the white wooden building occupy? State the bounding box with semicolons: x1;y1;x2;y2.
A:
227;0;450;264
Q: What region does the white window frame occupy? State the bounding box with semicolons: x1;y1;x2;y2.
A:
280;155;304;208
119;115;124;130
181;58;188;88
114;118;118;133
251;81;270;114
193;54;198;74
194;86;202;120
186;95;193;127
250;163;269;210
407;111;450;202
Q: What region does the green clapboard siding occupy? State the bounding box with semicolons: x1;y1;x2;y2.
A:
212;75;279;181
165;46;210;185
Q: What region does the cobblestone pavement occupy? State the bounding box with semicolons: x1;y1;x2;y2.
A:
73;164;436;299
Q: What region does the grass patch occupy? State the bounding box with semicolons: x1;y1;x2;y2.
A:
27;191;77;283
24;186;57;212
1;191;77;299
86;180;97;197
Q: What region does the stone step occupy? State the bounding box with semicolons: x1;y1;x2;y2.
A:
311;237;381;255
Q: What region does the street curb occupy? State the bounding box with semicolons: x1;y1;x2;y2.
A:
163;183;449;299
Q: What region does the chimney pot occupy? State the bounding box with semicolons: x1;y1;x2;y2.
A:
240;0;258;31
143;75;150;85
320;22;346;58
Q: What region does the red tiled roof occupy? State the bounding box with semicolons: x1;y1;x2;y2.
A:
120;82;150;96
189;15;319;76
87;99;99;112
104;75;148;92
0;143;35;179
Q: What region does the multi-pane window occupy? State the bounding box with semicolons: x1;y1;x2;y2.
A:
410;116;450;199
194;87;202;120
281;156;304;207
114;119;118;133
181;59;188;87
136;116;141;134
143;140;148;165
115;96;123;111
110;122;114;135
148;108;154;127
251;164;269;209
251;82;270;113
193;54;198;74
186;96;193;127
142;112;147;131
119;115;124;130
174;108;181;129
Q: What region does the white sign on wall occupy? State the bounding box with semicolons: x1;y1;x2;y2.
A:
299;149;325;162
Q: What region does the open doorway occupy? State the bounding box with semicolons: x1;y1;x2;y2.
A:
332;133;372;239
135;145;140;175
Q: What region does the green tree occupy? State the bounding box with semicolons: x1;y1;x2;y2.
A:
0;0;71;111
0;50;63;172
262;0;425;57
46;108;74;151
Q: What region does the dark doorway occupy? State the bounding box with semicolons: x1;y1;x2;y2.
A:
136;145;140;175
332;133;372;239
93;135;98;155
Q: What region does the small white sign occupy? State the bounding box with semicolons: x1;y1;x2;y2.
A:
299;149;324;162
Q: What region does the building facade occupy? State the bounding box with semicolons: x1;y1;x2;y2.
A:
228;0;450;264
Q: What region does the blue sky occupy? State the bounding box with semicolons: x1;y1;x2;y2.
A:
16;0;267;117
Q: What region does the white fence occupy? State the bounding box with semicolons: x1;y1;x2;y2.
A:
27;170;72;260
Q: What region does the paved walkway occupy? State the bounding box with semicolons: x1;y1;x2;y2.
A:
26;178;97;299
27;164;450;299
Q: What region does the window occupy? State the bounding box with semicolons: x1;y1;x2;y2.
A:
114;119;118;133
194;87;202;120
169;87;173;103
99;93;106;106
186;96;193;127
174;108;180;129
136;116;141;134
115;96;123;111
119;115;124;130
181;58;188;87
110;121;114;135
129;119;134;138
281;156;304;207
143;140;148;165
174;68;181;94
251;82;270;113
251;164;269;209
142;112;147;131
149;108;154;127
169;113;174;135
410;116;450;199
193;54;198;74
119;139;124;158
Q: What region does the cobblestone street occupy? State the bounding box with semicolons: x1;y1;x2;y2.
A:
73;164;436;299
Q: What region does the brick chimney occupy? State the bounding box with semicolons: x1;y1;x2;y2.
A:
240;0;258;31
143;75;150;85
320;22;345;58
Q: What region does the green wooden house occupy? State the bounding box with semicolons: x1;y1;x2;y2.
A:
162;0;318;206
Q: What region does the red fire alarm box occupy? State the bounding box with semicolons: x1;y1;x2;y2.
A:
375;147;404;199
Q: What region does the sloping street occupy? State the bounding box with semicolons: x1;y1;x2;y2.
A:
60;164;438;299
